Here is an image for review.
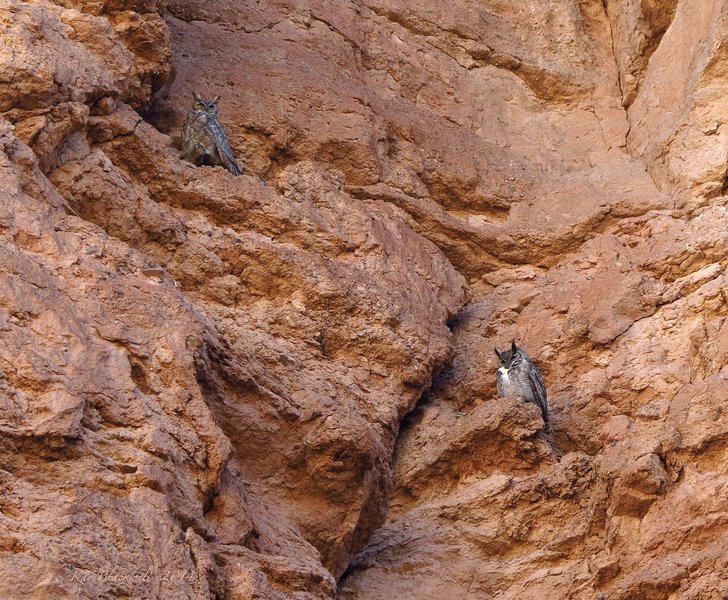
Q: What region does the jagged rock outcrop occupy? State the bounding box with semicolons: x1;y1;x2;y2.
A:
1;1;727;599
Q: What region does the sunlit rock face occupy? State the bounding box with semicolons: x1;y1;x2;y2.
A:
1;1;727;599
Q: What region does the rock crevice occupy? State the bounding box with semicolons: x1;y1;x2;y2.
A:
1;1;728;599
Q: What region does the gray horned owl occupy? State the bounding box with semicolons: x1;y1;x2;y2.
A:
181;92;243;176
494;341;549;425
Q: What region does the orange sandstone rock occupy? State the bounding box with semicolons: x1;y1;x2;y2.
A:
1;1;727;599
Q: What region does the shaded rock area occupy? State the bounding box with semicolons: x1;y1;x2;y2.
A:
0;0;727;599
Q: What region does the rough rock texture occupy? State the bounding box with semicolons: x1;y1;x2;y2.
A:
613;0;728;209
1;0;727;599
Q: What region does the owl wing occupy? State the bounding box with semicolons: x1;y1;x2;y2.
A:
528;366;549;423
209;118;243;176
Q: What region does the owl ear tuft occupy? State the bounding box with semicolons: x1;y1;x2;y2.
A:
193;91;202;101
212;95;221;105
494;347;503;361
511;339;518;354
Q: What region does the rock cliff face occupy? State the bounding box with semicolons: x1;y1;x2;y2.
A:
0;1;727;598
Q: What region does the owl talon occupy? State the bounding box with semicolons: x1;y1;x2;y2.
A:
182;143;206;166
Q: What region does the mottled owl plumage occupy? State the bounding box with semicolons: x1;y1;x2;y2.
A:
181;92;243;176
494;341;549;426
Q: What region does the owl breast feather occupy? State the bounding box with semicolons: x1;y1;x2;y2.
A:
183;111;218;155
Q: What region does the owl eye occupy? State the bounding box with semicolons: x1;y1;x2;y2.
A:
194;102;204;109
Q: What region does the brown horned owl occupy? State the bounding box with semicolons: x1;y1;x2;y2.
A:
494;341;549;426
181;92;243;176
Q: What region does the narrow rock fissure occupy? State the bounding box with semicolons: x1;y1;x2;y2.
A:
336;350;458;593
600;0;626;108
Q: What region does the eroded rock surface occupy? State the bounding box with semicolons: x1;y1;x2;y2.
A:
1;0;727;599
